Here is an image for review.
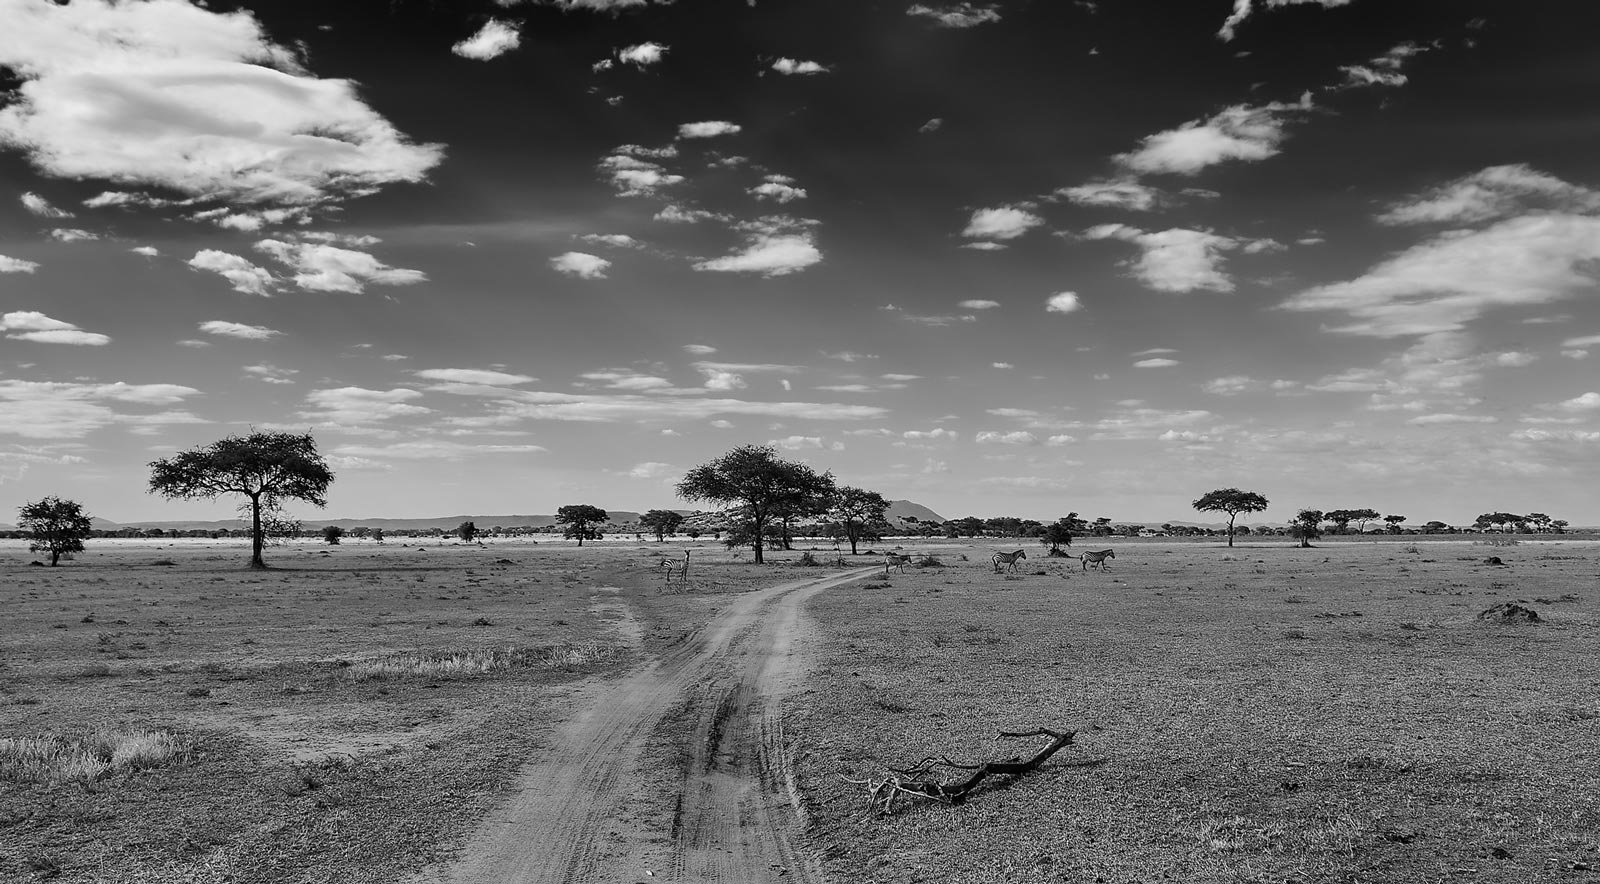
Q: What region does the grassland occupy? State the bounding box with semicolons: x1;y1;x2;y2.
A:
2;536;1596;883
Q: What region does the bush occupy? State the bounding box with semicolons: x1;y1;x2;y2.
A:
322;525;344;545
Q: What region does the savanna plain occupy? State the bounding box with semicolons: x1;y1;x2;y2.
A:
1;536;1596;883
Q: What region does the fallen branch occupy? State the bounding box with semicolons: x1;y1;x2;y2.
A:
843;726;1096;815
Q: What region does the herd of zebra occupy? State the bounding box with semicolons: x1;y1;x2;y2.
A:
878;547;1116;576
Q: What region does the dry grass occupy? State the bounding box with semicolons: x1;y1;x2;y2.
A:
346;641;624;680
0;728;189;784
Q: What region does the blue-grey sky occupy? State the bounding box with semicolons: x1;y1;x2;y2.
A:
2;0;1599;525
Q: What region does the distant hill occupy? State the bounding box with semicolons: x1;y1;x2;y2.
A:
885;499;946;524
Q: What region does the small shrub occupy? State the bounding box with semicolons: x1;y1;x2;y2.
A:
916;555;945;568
0;728;190;784
795;551;820;567
78;662;111;678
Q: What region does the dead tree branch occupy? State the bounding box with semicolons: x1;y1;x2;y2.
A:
843;725;1096;815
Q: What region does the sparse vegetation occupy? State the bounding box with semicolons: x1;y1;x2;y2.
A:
17;496;94;567
556;504;608;545
1192;488;1269;547
0;728;190;784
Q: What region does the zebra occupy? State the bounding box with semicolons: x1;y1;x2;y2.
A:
660;549;690;586
883;552;912;575
1080;549;1114;571
992;549;1027;573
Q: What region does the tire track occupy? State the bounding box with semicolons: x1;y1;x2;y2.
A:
427;566;879;884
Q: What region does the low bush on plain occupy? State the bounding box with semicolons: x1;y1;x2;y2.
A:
346;642;623;681
0;728;190;784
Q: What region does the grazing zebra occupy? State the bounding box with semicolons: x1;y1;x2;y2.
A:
884;552;912;575
660;549;690;585
992;549;1027;573
1080;549;1114;571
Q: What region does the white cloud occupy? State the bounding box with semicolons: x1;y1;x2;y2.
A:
903;428;958;441
683;344;718;355
187;250;275;296
539;0;657;10
0;379;203;439
907;2;1002;28
49;228;98;242
918;118;944;134
242;364;297;384
0;311;110;345
20;192;71;218
433;388;887;424
694;231;821;277
959;299;1001;310
1045;292;1082;313
1114;95;1312;176
678;120;741;139
1083;224;1239;292
1556;392;1600;411
1494;351;1536;368
653;203;717;223
1134;358;1180;368
1203;375;1258;395
618;42;668;67
1045;434;1076;446
550;251;612;279
881;304;977;326
770;435;824;450
0;0;442;206
1377;164;1600;226
772;57;828;75
599;153;685;197
302;387;430;424
1337;41;1429;89
130;246;159;257
962;206;1043;241
749;174;806;203
1562;334;1600;348
1057;179;1161;211
582;370;674;391
626;461;674;478
335;440;545;460
1406;413;1498;425
578;233;643;249
976;430;1038;445
961;241;1007;251
1217;0;1351;42
255;239;425;293
1281;214;1600;337
992;362;1013;369
452;19;521;60
198;320;280;340
0;255;40;273
710;419;735;429
415;369;534;386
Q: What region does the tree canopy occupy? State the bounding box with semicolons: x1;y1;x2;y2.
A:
827;486;888;555
19;496;93;566
1040;521;1074;555
148;432;333;569
557;505;608;545
1290;508;1324;548
640;509;685;542
676;445;832;564
1192;488;1269;547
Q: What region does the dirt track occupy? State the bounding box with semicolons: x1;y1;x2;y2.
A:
422;566;880;884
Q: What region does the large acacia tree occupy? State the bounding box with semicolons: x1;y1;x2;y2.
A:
1192;488;1269;547
557;504;608;545
148;432;333;569
827;486;889;555
19;497;94;566
640;509;685;542
676;445;833;564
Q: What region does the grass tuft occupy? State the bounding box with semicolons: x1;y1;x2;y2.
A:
346;642;623;681
0;728;190;784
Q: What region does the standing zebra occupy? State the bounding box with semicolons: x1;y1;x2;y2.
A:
883;552;912;575
1080;549;1114;571
992;549;1027;573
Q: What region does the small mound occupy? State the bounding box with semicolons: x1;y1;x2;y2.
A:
494;558;516;565
1482;556;1506;566
916;555;945;568
1478;603;1540;623
1046;548;1073;558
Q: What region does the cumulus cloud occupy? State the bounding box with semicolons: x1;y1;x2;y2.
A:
749;174;806;203
626;461;674;478
1281;214;1600;337
1134;357;1180;368
1203;375;1259;395
1057;179;1161;211
301;387;431;424
415;369;534;386
959;299;1001;310
0;0;442;206
583;370;675;392
918;118;944;134
578;233;643;249
130;246;159;257
770;435;825;450
1556;392;1600;411
653;203;719;223
1083;224;1241;293
20;192;71;218
255;239;425;293
772;57;828;75
1114;94;1312;176
1217;0;1351;42
198;320;280;340
599;153;685;197
187;250;275;296
49;228;98;242
678;120;741;139
1338;41;1430;89
976;430;1038;445
431;387;887;424
962;206;1043;241
0;255;40;273
618;42;668;66
0;311;110;345
1406;413;1497;425
907;2;1002;28
1045;292;1082;313
1377;164;1600;226
0;379;204;439
683;344;718;355
452;19;521;60
903;428;958;441
693;220;821;277
550;251;612;279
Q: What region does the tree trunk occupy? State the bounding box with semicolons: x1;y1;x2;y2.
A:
849;529;859;556
50;548;60;566
752;516;765;564
1299;537;1311;548
1227;515;1236;547
249;492;266;569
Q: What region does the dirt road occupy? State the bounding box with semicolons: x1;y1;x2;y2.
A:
420;566;880;884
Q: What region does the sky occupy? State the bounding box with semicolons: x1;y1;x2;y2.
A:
2;0;1600;526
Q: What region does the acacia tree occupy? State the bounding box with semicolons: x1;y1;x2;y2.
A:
557;505;608;546
322;525;344;545
827;486;889;555
457;520;478;542
149;432;333;569
19;497;94;566
640;509;685;542
676;445;832;564
1192;488;1269;547
1290;509;1324;548
1384;514;1407;533
1040;521;1074;556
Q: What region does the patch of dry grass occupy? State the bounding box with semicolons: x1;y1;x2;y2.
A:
346;641;624;680
0;728;190;784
